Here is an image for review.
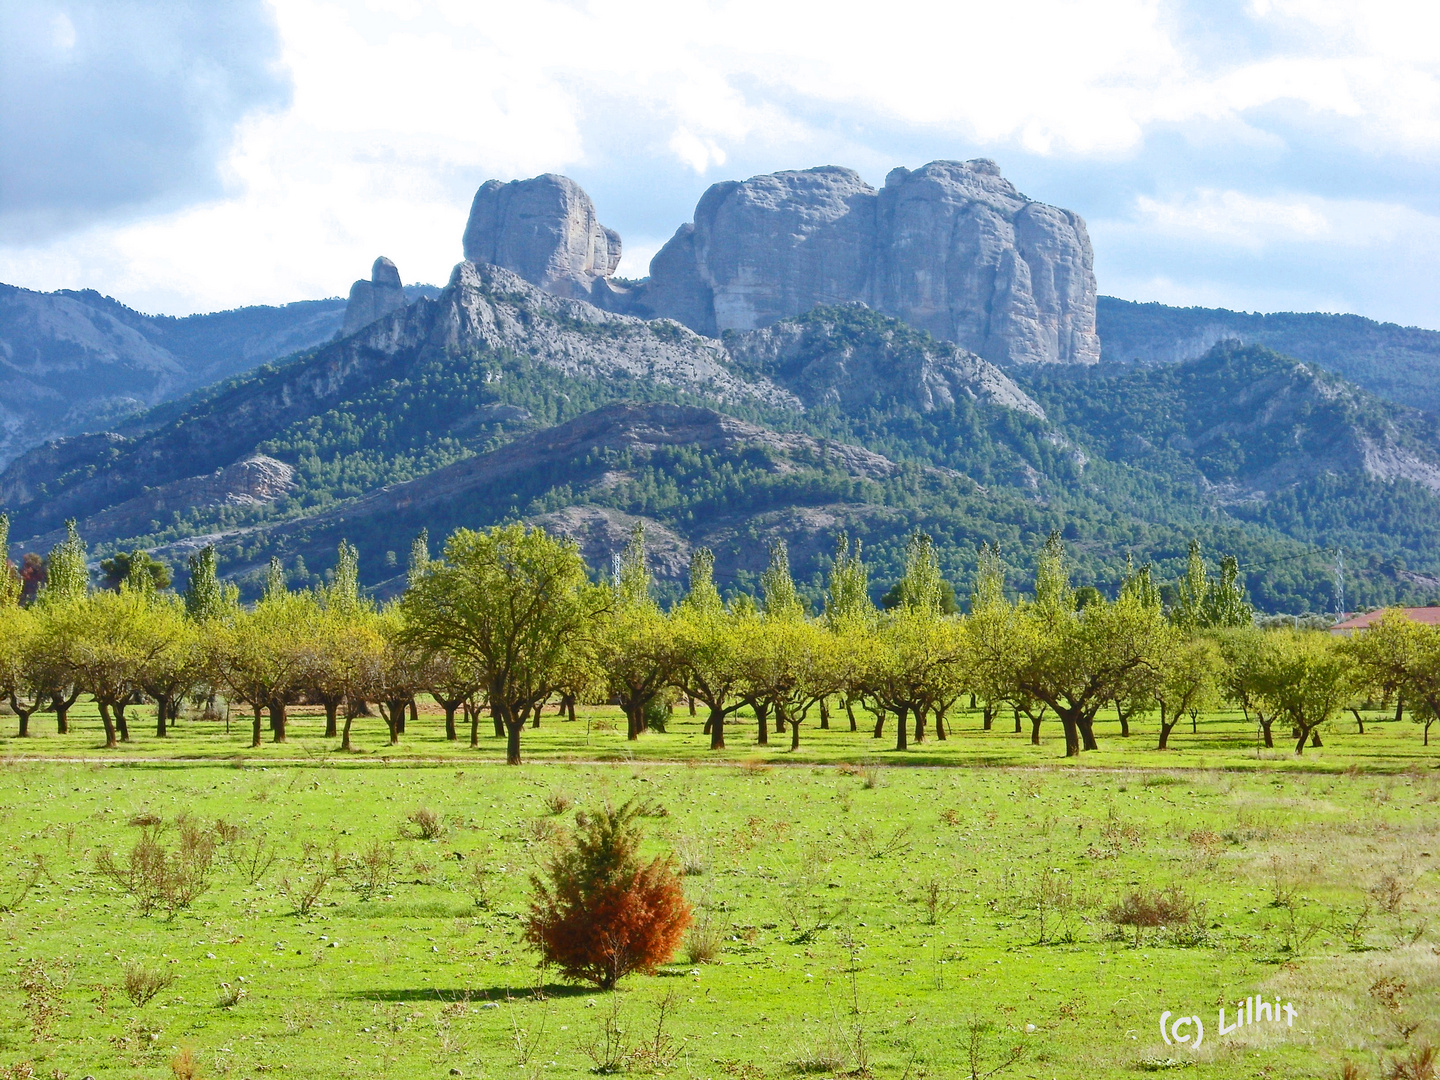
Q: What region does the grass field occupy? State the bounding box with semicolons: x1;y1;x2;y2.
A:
0;701;1436;1079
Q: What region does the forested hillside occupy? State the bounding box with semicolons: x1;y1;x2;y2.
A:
1097;295;1440;413
5;265;1440;614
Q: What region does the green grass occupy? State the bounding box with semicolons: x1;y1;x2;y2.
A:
0;703;1435;1079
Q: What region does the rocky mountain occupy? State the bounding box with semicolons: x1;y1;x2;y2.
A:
462;175;623;302
0;275;438;468
1097;296;1440;415
461;162;1099;367
340;257;407;337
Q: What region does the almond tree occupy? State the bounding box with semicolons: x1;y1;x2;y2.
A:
670;549;750;750
598;524;674;741
1013;533;1169;756
1154;636;1218;749
211;563;317;746
399;524;607;765
0;606;42;737
65;588;178;747
1254;631;1355;755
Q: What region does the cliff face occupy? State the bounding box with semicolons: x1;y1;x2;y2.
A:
650;160;1098;366
460;162;1098;366
340;257;406;337
461;174;623;302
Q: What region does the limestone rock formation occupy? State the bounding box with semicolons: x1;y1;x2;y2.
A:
642;160;1098;366
725;306;1046;419
461;175;622;301
341;257;406;336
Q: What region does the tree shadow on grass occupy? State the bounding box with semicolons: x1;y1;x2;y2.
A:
347;983;596;1002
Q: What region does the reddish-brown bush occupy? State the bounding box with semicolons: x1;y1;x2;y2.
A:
524;801;691;988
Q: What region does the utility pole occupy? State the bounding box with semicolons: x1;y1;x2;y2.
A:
1334;548;1345;621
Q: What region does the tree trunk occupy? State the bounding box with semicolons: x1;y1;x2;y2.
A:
55;689;78;734
115;701;131;742
1057;713;1080;757
1294;725;1312;755
492;699;504;738
934;707;947;740
1013;707;1022;734
505;719;523;765
324;701;339;739
1076;715;1099;752
913;705;926;744
755;701;769;746
982;702;993;731
441;700;458;741
687;696;696;716
1260;713;1274;748
567;695;577;724
1349;707;1365;734
1310;728;1322;748
467;700;481;748
708;707;726;750
99;701;117;748
774;707;785;735
269;700;287;743
342;710;355;751
1157;705;1175;750
894;704;909;751
11;699;32;738
250;704;263;748
1395;696;1405;724
380;700;402;744
1116;701;1130;738
1030;712;1043;746
788;714;801;751
845;697;857;732
1425;719;1433;747
819;699;830;730
155;695;171;738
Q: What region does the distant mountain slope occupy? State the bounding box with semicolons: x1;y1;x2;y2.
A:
1097;296;1440;414
0;281;439;468
8;264;1440;613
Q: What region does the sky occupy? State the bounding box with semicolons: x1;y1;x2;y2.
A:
4;0;1440;328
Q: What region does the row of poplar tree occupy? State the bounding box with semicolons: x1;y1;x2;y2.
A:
1;513;1437;762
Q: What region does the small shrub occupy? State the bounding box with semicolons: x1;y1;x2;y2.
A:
170;1046;201;1080
674;834;707;876
128;812;162;828
462;854;494;908
1384;1043;1436;1080
524;801;691;988
859;763;882;789
228;831;277;886
349;839;396;900
544;791;574;815
1108;886;1200;946
642;697;670;733
406;808;446;840
215;983;246;1009
685;911;722;964
95;822;215;916
1371;872;1410;914
122;961;175;1006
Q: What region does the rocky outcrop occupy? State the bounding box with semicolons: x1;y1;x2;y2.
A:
340;257;406;337
725;305;1045;419
464;163;1098;365
639;160;1098;366
462;175;622;302
17;453;294;557
0;431;130;508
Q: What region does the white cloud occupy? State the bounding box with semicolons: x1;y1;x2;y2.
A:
6;0;1440;319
